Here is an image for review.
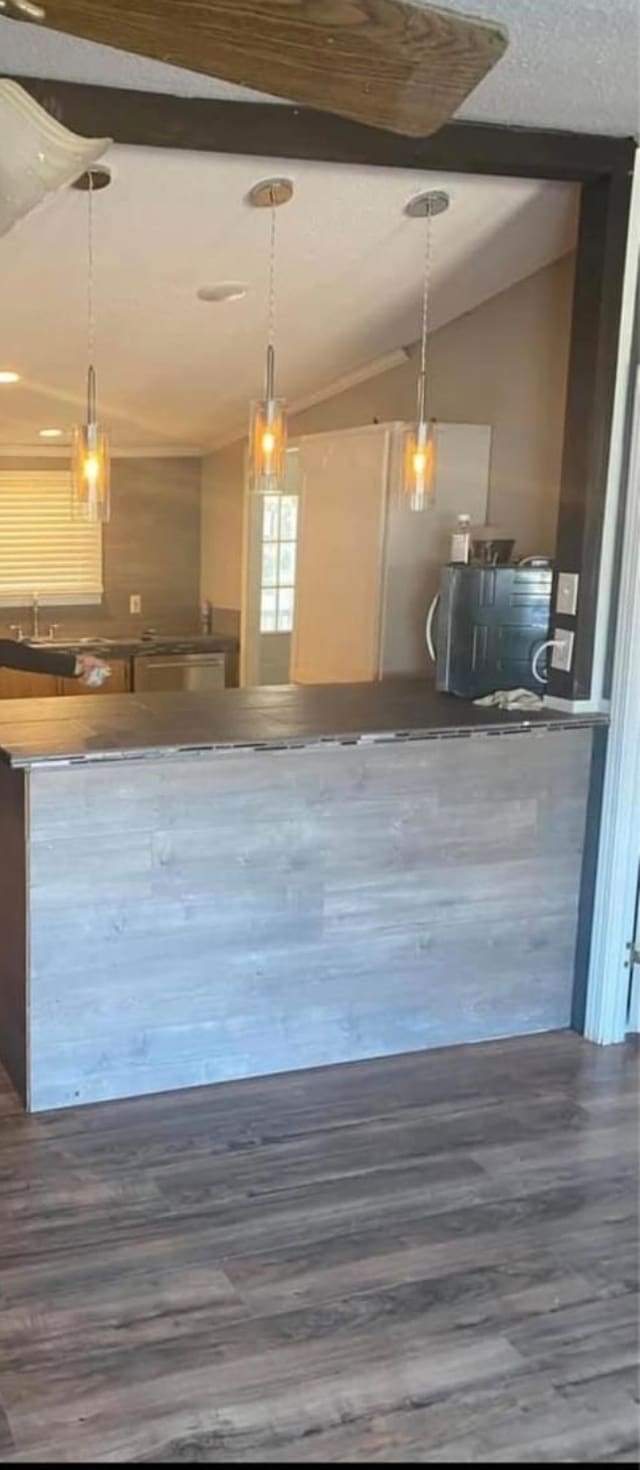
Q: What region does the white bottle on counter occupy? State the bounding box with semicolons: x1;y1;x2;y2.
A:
450;514;471;564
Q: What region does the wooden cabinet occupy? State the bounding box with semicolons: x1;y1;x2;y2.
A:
57;659;130;697
0;669;59;700
0;659;131;701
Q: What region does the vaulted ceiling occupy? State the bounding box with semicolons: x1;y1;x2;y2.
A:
0;147;578;452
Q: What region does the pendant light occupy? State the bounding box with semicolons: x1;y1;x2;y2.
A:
248;177;293;495
71;166;111;523
402;189;450;512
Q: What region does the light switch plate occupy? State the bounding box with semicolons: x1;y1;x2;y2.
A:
556;571;579;617
551;629;575;672
129;594;141;615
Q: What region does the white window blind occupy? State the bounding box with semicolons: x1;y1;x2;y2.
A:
0;470;103;605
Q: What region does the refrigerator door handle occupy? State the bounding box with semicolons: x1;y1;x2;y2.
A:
425;593;440;663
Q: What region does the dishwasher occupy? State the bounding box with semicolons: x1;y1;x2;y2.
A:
133;651;226;693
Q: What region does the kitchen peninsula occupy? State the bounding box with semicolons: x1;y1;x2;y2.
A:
0;680;604;1111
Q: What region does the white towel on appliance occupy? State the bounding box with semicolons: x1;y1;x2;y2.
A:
474;688;544;712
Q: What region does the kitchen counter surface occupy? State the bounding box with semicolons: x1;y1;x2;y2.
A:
20;633;239;659
0;678;607;769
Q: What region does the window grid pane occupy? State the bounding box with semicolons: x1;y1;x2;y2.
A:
262;496;281;542
262;543;278;587
259;485;298;634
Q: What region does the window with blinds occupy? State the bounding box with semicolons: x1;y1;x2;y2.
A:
0;470;103;605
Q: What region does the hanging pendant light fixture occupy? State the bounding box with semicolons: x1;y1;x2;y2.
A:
247;177;293;495
401;189;450;512
71;166;111;523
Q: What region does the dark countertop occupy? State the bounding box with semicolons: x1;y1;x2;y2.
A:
0;679;607;769
21;633;239;659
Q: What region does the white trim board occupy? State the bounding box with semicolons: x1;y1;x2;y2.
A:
590;147;640;704
0;446;204;460
584;366;640;1044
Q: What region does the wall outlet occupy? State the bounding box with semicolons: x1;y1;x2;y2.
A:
129;594;141;615
551;628;575;672
556;571;579;617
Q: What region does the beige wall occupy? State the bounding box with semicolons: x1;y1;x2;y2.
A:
291;253;575;556
200;253;575;606
0;455;202;638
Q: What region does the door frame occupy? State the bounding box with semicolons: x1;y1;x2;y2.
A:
584;363;640;1042
11;74;637;704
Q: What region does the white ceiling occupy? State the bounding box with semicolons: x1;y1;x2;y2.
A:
0;148;578;452
0;0;638;137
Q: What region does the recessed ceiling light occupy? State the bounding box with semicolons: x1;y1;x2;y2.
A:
197;282;248;303
0;370;20;384
39;427;63;438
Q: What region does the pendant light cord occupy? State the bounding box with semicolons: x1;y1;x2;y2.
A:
265;191;278;399
86;171;96;420
87;171;95;359
268;194;277;354
417;198;433;424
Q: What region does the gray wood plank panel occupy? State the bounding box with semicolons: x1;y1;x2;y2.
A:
0;762;28;1105
27;730;594;1110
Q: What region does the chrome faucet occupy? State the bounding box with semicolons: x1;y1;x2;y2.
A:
31;594;40;639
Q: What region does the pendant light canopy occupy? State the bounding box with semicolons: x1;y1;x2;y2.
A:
248;177;293;496
401;189;450;512
71;166;111;524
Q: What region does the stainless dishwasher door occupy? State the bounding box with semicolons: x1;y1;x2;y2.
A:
133;652;226;693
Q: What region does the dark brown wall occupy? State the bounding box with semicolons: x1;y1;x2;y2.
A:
0;456;202;638
0;762;28;1106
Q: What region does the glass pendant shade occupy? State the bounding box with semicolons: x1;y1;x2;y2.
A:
249;395;288;494
401;418;437;513
71;368;110;522
0;79;110;240
249;344;288;494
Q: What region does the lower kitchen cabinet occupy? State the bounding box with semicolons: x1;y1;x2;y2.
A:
57;659;130;696
0;670;59;700
0;660;131;701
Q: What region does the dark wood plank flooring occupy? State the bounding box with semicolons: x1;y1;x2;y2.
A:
0;1032;637;1463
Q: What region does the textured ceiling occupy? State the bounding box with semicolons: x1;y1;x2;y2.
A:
0;0;638;137
0;149;577;452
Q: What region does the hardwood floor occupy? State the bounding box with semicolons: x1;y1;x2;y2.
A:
0;1031;637;1463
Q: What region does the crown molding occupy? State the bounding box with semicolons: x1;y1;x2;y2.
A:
0;444;204;459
